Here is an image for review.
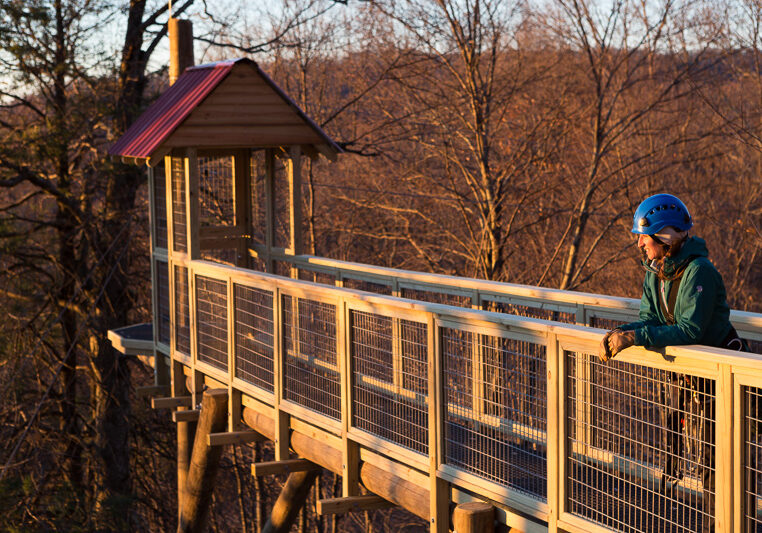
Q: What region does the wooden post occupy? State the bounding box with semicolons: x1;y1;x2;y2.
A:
169;18;194;86
172;360;195;521
177;388;228;533
452;502;494;533
262;469;321;533
287;145;303;258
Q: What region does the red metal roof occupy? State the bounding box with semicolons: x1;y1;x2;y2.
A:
109;58;342;160
109;60;237;159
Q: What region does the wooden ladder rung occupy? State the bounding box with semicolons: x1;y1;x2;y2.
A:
172;409;200;423
316;495;394;515
208;430;266;447
251;458;319;477
152;396;193;409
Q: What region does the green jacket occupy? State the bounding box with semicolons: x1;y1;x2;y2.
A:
619;236;732;348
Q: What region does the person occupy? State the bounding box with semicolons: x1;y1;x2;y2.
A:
597;193;748;533
598;193;746;361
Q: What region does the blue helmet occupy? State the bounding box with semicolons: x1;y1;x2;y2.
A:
632;194;692;235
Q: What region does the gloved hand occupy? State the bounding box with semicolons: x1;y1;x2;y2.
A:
607;329;635;358
598;329;618;363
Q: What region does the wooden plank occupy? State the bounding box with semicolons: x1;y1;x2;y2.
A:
173;409;201;423
251;459;319;477
152;396;193;409
183;112;305;126
165;127;323;148
208;430;266;447
316;495;394;515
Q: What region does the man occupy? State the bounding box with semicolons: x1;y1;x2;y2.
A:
597;193;747;533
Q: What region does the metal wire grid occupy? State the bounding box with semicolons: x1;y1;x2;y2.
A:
442;327;547;500
156;260;170;345
153;162;167;249
200;248;238;266
341;278;393;295
233;284;274;393
744;386;762;532
350;310;428;455
567;351;715;533
249;151;266;244
483;299;575;323
281;295;340;420
174;265;190;356
198;155;235;227
298;269;337;286
400;287;471;308
589;316;629;330
170;156;187;253
195;275;228;371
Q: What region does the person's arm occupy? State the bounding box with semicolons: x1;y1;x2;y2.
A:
631;262;717;347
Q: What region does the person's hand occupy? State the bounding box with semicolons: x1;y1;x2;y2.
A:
598;329;618;363
607;330;635;358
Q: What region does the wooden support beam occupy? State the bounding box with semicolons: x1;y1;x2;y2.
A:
207;430;265;447
153;396;193;409
137;385;170;398
173;410;200;423
452;501;495;533
360;462;429;521
178;389;228;533
316;495;394;516
241;406;430;522
262;469;321;533
251;459;319;477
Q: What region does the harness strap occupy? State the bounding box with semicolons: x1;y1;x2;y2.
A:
658;256;700;325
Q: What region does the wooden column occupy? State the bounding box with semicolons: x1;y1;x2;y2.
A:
177;388;228;533
262;468;321;533
287;146;303;258
173;360;195;521
452;502;494;533
169;18;194;86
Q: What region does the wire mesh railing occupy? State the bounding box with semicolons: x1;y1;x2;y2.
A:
281;294;341;421
567;351;715;533
159;258;762;532
233;283;274;393
350;309;429;455
195;274;228;371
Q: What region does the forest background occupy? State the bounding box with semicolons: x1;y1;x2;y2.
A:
0;0;761;531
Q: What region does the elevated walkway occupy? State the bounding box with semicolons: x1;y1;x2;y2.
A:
115;253;762;533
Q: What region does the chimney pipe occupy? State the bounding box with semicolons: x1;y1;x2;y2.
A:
169;18;194;85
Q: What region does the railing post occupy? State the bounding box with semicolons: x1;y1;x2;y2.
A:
716;364;733;532
272;286;289;460
428;314;448;533
546;331;560;533
339;297;360;496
